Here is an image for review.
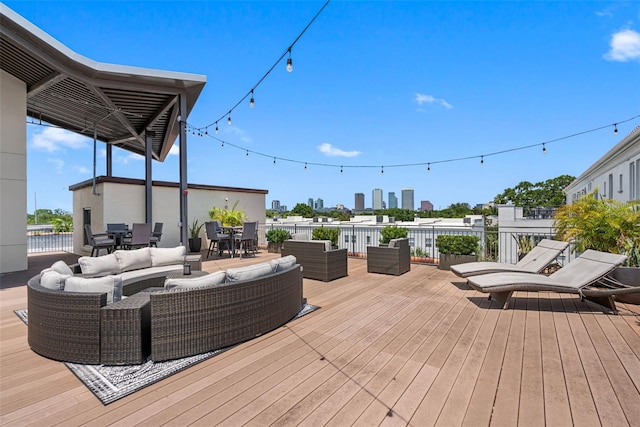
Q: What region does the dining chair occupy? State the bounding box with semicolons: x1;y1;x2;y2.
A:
149;222;164;247
234;221;258;258
205;221;231;259
122;223;152;250
85;224;115;256
106;223;128;249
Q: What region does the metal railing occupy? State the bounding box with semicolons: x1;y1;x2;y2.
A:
258;222;573;266
27;231;73;253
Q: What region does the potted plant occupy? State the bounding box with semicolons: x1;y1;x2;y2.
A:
265;228;291;253
379;225;409;245
312;227;340;248
188;219;204;253
209;201;248;227
554;192;640;303
436;234;479;270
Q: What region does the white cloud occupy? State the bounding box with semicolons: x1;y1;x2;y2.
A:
169;144;180;156
317;143;361;157
224;126;253;144
75;166;90;174
415;93;453;109
47;157;65;174
121;152;145;164
32;127;89;152
604;29;640;62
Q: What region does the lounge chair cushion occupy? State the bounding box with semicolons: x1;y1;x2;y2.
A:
78;253;121;276
39;268;70;290
150;246;186;267
387;239;399;248
226;262;275;283
270;255;297;272
114;248;152;272
164;271;227;290
51;260;74;276
64;275;123;303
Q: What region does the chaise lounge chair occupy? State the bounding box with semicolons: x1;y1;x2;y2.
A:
451;239;569;278
466;249;637;314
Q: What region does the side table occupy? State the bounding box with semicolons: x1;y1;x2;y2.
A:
100;292;151;365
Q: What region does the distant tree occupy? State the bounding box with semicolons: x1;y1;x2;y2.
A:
494;174;575;207
375;208;415;222
439;202;472;218
265;209;278;218
290;203;315;218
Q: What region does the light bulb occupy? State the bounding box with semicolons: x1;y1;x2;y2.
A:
227;115;232;126
427;163;431;172
215;123;219;133
250;90;255;108
286;57;293;72
480;156;484;165
614;124;618;134
542;143;546;154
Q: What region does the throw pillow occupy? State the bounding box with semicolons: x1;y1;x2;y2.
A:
51;260;74;275
226;262;275;283
39;268;70;290
64;276;123;303
78;253;121;276
269;255;297;272
114;247;152;272
150;246;186;267
164;271;227;290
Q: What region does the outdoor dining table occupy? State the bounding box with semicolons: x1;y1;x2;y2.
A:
222;225;243;258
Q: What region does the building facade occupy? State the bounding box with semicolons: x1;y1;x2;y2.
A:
564;126;640;203
372;188;383;210
354;193;365;211
420;200;434;211
401;188;414;210
388;192;398;208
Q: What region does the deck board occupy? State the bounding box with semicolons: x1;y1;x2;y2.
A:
1;252;639;426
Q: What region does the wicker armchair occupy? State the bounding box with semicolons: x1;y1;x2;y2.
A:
281;240;348;282
367;238;411;276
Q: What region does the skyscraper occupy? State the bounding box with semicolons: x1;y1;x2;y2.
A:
420;200;434;211
401;188;414;210
354;193;365;211
388;192;398;209
271;200;280;211
315;198;324;210
372;188;383;210
307;198;314;208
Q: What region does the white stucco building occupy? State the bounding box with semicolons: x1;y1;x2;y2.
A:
564;126;640;203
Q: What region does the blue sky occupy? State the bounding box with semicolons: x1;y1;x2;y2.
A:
8;1;640;213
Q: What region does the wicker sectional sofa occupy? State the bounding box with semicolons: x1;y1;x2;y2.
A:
27;248;304;365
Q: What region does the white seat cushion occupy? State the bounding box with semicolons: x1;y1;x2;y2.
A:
78;253;121;276
150;246;186;267
270;255;297;272
114;248;152;272
226;262;275;282
51;260;74;275
64;275;123;303
164;271;227;290
39;268;70;290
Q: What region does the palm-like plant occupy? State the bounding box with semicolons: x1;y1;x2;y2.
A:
209;200;248;227
554;192;640;267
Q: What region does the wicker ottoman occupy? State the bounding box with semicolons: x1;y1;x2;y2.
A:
100;292;151;365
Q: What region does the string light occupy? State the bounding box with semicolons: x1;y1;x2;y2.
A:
246;150;249;156
186;114;638;175
304;162;307;170
614;123;618;134
273;157;276;165
189;0;330;134
215;122;219;134
227;114;232;126
542;143;546;154
286;49;293;73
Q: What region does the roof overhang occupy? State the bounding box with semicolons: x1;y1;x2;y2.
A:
0;3;207;161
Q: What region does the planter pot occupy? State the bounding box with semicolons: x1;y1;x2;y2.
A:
438;254;477;271
188;238;202;253
612;266;640;305
267;242;282;253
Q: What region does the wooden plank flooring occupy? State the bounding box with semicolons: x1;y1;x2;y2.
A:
1;252;639;426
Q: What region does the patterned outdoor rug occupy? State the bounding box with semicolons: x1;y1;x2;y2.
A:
14;303;319;405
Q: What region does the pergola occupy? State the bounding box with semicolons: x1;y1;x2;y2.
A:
0;4;207;271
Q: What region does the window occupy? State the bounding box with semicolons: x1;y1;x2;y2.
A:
631;162;636;200
603;181;607;198
344;235;350;243
366;236;371;244
619;174;623;194
588;182;592;192
608;174;614;198
425;238;432;246
82;208;91;245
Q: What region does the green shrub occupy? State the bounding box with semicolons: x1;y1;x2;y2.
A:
312;227;340;248
265;228;291;243
379;225;409;244
436;235;479;255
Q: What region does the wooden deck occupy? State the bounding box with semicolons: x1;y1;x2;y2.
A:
1;251;639;426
